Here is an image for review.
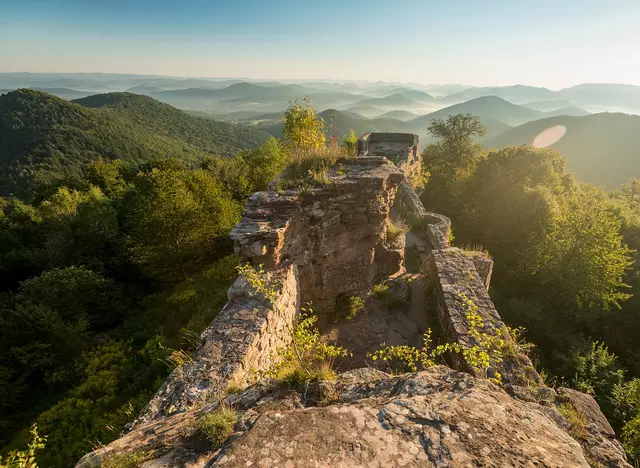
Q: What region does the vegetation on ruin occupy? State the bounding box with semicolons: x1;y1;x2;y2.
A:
276;98;356;190
237;262;351;386
97;451;148;468
386;217;409;243
368;293;505;384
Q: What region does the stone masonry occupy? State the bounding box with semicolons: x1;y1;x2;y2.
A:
131;265;299;427
230;156;405;315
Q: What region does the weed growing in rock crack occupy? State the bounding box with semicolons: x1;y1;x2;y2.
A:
371;282;409;309
196;405;237;449
237;264;351;385
456;291;505;383
262;312;351;386
368;328;461;374
225;380;244;395
163;348;194;369
97;450;148;468
558;402;588;440
386;217;409;243
333;294;365;322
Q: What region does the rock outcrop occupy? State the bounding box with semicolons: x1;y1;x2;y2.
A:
77;133;631;467
79;367;606;467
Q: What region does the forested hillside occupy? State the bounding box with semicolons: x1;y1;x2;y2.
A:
0;90;270;198
0;138;288;467
420;114;640;465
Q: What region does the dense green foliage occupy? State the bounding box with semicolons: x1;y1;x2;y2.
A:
0;90;271;198
0;120;287;466
420;114;640;461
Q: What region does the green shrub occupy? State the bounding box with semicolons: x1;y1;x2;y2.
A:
386;218;408;243
0;425;45;468
622;415;640;466
333;294;365;322
572;341;624;397
368;293;505;383
196;406;237;449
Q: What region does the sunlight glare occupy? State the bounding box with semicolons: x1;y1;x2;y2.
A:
532;125;567;148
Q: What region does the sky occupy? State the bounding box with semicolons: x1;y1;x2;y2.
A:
1;0;640;89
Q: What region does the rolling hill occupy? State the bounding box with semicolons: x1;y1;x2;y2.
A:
401;90;434;102
376;110;419;121
484;113;640;189
443;85;556;104
0;90;271;197
405;96;541;130
543;106;590;117
345;106;384;118
257;109;407;140
28;87;92;100
147;82;365;114
555;83;640;112
524;100;575;111
351;93;423;109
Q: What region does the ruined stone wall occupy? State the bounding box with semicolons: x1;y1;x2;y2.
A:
131;156;405;427
131;265;299;427
231;157;405;314
358;132;420;180
425;246;540;386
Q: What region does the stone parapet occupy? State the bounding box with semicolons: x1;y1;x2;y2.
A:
425;247;540;386
130;264;299;428
358;132;420;180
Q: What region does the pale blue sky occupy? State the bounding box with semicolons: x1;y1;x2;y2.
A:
1;0;639;88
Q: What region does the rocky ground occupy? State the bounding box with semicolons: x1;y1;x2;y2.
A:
77;366;630;467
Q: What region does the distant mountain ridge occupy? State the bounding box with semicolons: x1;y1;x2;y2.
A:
405;96;541;129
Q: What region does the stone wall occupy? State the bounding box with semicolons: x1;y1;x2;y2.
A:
131;265;299;427
425;246;541;386
358;132;420;180
231;156;405;315
131;156;405;427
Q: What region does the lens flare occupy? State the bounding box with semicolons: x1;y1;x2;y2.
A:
532;125;567;148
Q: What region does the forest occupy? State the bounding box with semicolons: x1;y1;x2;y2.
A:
0;92;288;466
1;91;640;466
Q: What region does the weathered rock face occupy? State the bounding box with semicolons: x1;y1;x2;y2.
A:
78;367;620;468
231;156;405;314
558;387;631;467
130;157;405;428
131;265;299;427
